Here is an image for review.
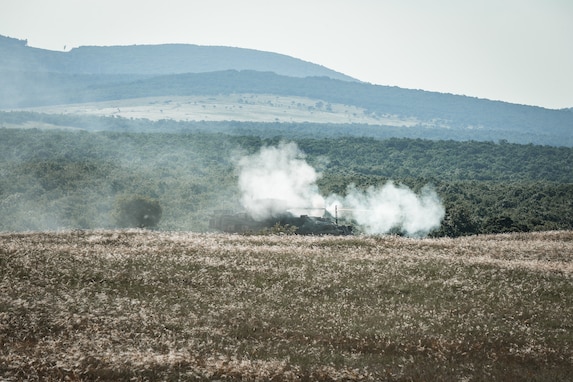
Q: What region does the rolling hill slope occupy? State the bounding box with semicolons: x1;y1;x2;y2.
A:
1;34;572;146
0;35;354;79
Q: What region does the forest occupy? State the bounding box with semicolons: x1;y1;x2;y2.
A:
1;112;571;236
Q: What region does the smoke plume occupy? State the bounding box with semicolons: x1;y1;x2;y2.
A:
326;183;445;237
236;142;445;236
237;142;324;220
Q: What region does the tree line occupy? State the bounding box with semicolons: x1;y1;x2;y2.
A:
0;126;571;235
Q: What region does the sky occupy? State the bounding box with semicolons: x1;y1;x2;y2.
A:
1;0;572;109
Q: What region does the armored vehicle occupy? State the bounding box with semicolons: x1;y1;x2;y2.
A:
209;210;352;235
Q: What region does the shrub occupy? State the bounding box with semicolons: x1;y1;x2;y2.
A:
113;195;162;228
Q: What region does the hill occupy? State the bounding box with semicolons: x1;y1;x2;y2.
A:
0;35;355;79
5;71;573;146
1;34;572;146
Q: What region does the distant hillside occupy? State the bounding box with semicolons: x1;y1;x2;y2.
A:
1;34;572;146
0;35;354;80
4;70;572;146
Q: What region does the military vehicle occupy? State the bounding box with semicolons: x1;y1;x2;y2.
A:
209;208;352;235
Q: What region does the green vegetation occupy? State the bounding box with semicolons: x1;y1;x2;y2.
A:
1;230;572;380
0;119;571;235
113;195;162;228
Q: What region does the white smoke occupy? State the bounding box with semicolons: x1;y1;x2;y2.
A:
236;142;325;221
326;183;445;237
236;142;445;237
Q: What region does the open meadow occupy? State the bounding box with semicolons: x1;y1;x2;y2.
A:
15;94;416;126
1;230;572;381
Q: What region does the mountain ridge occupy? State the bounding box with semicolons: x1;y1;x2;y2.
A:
0;34;355;80
1;34;571;146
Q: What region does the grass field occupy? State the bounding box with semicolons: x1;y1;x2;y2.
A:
1;230;572;381
15;94;417;126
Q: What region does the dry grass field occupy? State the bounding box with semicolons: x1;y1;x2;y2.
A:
17;94;418;126
1;230;572;381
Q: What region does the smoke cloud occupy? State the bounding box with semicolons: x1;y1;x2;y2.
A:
236;142;445;237
326;183;445;237
237;142;324;220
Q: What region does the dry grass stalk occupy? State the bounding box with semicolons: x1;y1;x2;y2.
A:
1;230;572;380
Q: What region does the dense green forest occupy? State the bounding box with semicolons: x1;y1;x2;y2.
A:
1;116;571;235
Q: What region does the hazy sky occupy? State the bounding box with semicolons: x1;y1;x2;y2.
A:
1;0;572;109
